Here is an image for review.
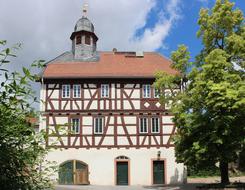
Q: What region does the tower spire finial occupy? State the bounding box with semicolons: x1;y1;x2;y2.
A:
82;1;89;17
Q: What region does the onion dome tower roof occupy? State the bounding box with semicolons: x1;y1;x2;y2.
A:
74;16;95;33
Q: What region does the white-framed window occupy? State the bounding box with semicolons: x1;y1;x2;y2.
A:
154;88;160;98
94;117;104;134
151;117;160;133
62;85;70;98
73;84;81;98
143;84;151;98
71;118;80;134
101;84;109;98
139;117;148;133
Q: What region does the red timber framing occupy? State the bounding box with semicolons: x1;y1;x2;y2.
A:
43;79;177;149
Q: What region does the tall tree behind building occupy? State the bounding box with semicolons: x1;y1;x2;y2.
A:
155;0;245;184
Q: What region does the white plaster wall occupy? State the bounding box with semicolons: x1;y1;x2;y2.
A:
162;116;174;124
53;101;59;110
132;100;140;109
83;117;93;125
124;116;136;124
163;125;174;134
84;90;91;99
49;89;59;99
46;147;185;185
123;100;131;109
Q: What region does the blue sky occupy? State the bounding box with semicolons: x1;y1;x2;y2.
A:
0;0;244;109
140;0;245;60
1;0;244;64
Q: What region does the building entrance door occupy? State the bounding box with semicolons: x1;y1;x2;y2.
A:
153;160;165;184
116;162;129;185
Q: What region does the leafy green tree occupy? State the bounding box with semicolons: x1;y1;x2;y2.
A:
155;0;245;184
0;40;55;189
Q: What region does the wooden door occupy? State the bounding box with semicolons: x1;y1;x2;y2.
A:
59;160;89;185
75;161;89;185
153;161;165;184
116;162;128;185
58;161;74;185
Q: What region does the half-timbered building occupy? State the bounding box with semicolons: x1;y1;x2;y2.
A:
39;5;186;186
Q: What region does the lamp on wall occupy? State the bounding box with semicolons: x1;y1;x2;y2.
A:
157;151;161;159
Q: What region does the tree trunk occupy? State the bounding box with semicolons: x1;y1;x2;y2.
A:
219;161;230;184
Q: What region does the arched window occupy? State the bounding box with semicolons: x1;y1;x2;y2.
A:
116;155;129;160
76;36;81;45
85;35;91;45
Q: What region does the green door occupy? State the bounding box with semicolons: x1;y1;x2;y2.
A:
153;161;165;184
59;161;74;185
117;162;128;185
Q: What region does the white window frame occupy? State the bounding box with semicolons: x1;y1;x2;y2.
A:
71;118;80;134
154;88;160;98
139;117;148;133
73;84;81;98
143;84;151;98
151;117;160;133
94;117;104;134
101;84;109;98
62;85;70;98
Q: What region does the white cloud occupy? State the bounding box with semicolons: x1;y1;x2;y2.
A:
0;0;182;109
129;0;181;51
0;0;182;61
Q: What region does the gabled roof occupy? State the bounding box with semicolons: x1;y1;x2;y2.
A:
42;51;177;79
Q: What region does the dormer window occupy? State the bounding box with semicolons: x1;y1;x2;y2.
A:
76;36;81;45
85;35;91;45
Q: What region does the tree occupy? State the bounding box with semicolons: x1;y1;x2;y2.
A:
0;40;55;189
155;0;245;184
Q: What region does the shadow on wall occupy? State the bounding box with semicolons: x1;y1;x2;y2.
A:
170;167;187;184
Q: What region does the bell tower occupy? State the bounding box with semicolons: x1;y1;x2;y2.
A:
70;3;98;60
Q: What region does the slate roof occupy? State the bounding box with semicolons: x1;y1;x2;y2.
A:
42;51;177;79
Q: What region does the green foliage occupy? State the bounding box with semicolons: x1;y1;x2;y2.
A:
171;44;191;75
155;0;245;184
188;165;220;177
0;40;55;189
